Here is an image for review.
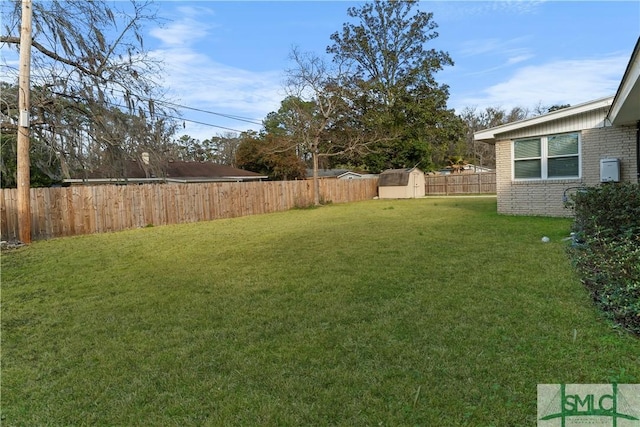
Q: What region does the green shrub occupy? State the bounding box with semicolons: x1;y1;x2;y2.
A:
571;236;640;334
568;183;640;335
571;182;640;239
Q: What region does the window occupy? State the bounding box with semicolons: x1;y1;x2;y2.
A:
514;138;541;179
513;133;579;179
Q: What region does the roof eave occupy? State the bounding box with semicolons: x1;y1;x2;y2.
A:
63;178;163;184
473;96;615;143
166;176;268;183
607;36;640;126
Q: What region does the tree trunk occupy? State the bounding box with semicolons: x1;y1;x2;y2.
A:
312;146;320;206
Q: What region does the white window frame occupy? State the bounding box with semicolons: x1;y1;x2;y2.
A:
512;132;581;180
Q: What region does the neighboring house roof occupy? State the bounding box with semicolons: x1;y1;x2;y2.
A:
336;171;378;179
439;164;494;174
163;161;268;182
305;168;374;179
378;167;422;187
337;171;363;179
475;36;640;143
306;168;352;178
66;160;268;184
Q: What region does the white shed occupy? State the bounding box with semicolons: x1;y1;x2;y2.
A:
378;167;426;199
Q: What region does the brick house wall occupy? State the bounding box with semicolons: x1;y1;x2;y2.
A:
581;125;637;185
495;124;638;217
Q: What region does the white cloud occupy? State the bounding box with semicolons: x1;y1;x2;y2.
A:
458;37;532;58
506;54;534;65
152;47;284;116
149;6;216;48
489;0;547;15
455;37;535;75
453;54;627;111
149;21;210;48
432;1;545;21
147;6;284;140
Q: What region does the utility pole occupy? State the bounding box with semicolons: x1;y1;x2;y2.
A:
17;0;33;243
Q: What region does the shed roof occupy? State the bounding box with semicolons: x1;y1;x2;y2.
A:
378;168;420;186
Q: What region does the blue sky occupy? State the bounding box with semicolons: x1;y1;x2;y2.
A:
145;0;639;140
4;1;638;141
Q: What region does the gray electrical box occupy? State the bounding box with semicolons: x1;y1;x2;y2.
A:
600;158;620;182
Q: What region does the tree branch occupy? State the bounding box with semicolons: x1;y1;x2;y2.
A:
1;35;100;78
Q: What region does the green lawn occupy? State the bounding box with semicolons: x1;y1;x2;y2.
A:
2;197;639;426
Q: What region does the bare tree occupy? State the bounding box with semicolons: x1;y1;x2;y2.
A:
285;48;352;205
1;0;176;180
459;106;530;170
285;47;389;204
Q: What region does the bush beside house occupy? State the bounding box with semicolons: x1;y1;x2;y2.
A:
568;183;640;335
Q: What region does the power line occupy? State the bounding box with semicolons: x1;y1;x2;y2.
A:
103;86;264;126
2;73;265;131
102;99;248;133
103;87;264;125
50;76;265;126
163;114;246;134
157;100;263;126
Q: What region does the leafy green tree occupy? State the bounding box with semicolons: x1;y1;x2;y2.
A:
205;133;242;166
1;82;64;186
170;135;214;162
446;155;469;173
170;133;242;165
235;131;305;181
1;132;61;188
262;95;318;165
327;0;463;171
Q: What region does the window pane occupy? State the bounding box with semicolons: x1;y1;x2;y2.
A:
548;156;579;177
514;159;541;179
548;133;578;156
514;138;541;159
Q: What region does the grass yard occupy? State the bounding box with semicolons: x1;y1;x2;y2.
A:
2;197;639;425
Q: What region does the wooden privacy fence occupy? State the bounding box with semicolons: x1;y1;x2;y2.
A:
1;178;379;241
425;172;496;195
